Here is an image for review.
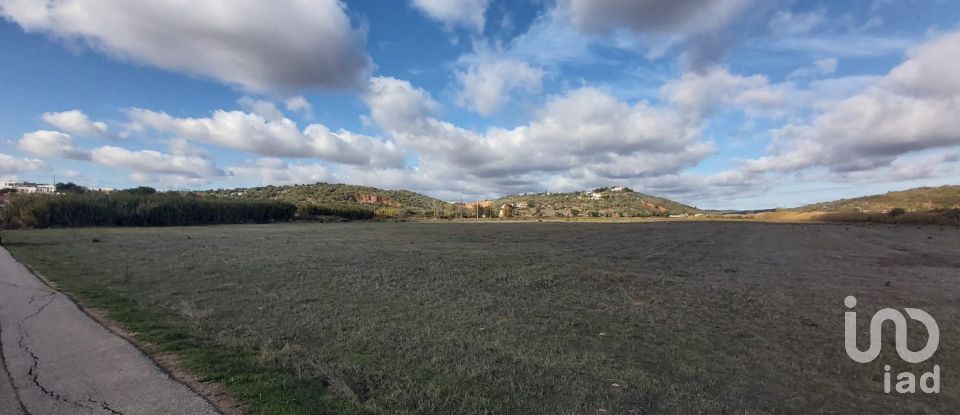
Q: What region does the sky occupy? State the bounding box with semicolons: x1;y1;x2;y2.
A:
1;0;959;209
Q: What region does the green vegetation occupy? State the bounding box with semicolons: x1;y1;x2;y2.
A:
55;182;87;194
493;188;699;218
795;185;960;212
296;202;376;220
6;222;956;414
200;183;449;217
0;192;295;228
819;208;960;226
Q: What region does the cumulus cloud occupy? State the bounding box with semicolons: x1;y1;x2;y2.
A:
127;108;405;168
284;96;313;117
227;158;330;186
0;153;45;175
365;77;712;193
743;31;960;175
18;130;91;160
409;0;491;31
886;32;960;98
660;67;792;120
0;0;371;92
456;58;545;115
828;151;960;183
90;146;223;179
238;97;284;122
41;110;109;137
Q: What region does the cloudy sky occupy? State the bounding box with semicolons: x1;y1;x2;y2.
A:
1;0;959;209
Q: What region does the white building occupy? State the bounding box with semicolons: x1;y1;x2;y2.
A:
1;181;55;194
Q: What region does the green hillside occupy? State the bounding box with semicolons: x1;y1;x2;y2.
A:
492;187;700;218
200;183;450;216
796;185;960;212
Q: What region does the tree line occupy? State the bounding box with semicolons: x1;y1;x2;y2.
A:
0;192;297;228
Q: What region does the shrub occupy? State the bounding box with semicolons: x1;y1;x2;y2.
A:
56;182;86;194
296;202;375;220
1;193;295;229
819;208;960;226
889;207;906;217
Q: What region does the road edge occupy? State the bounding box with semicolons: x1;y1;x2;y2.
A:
4;249;239;415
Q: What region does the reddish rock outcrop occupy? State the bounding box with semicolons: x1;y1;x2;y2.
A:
354;193;400;207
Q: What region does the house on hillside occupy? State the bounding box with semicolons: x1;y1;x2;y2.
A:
499;204;514;218
2;181;54;194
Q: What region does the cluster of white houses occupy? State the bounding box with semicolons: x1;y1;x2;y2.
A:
0;180;55;194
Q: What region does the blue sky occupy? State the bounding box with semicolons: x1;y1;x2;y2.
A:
1;0;959;209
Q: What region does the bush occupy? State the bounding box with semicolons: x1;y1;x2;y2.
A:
296;202;375;220
889;207;906;217
819;208;960;226
1;193;296;229
55;182;86;194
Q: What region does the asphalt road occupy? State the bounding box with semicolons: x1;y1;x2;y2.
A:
0;247;220;415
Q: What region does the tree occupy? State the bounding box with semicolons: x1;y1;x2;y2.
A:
56;182;86;194
121;186;157;196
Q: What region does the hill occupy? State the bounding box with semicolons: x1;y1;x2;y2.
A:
200;183;450;216
795;185;960;213
491;187;700;218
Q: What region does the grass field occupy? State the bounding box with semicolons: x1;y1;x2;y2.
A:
4;222;959;414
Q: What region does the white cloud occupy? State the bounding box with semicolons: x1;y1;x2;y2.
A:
41;110;109;137
0;0;371;92
90;146;223;179
744;31;960;175
227;158;330;186
660;67;792;120
887;32;960;98
0;153;45;175
284;96;313;117
364;77;713;193
238;97;284;122
168;138;207;157
456;58;545;115
18;130;91;160
409;0;491;31
365;77;439;133
127;108;405;168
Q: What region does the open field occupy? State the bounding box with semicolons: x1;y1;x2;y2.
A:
3;222;959;414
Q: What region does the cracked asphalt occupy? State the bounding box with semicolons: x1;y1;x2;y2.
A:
0;247;221;415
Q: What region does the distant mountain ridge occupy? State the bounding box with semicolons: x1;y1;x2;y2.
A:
491;187;699;218
795;185;960;212
198;183;701;218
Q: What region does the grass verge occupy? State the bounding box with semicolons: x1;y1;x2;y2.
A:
17;264;371;415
